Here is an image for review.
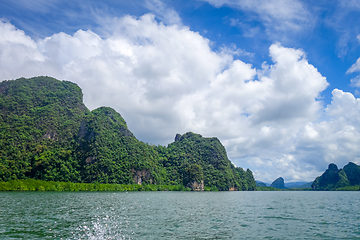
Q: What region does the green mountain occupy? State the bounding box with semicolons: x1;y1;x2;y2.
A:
77;106;165;185
159;132;256;191
312;162;360;190
0;76;255;191
0;76;88;182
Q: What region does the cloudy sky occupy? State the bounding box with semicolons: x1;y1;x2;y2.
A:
1;0;360;183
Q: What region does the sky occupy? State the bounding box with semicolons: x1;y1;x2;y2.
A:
1;0;360;183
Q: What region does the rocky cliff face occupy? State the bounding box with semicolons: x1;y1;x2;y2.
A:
270;177;285;189
187;180;204;191
133;169;152;185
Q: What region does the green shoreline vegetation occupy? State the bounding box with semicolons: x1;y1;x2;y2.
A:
0;179;220;192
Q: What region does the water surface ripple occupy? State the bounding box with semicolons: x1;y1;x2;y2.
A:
1;191;360;239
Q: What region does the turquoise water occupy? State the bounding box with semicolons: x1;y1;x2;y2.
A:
1;191;360;239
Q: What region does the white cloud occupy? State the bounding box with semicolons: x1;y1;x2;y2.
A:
351;76;360;88
1;16;360;183
201;0;312;37
0;20;47;79
347;58;360;74
324;2;360;57
144;0;182;26
347;57;360;88
204;0;307;18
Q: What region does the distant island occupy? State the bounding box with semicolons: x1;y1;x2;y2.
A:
270;177;285;189
256;162;360;191
0;76;256;191
312;162;360;191
256;178;312;191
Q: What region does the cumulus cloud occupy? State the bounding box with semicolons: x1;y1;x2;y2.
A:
294;89;360;171
1;16;360;182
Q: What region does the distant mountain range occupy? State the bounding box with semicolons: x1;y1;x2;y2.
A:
257;161;360;191
256;180;312;189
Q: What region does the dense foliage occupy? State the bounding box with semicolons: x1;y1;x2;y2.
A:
0;76;88;182
159;132;256;191
0;76;256;191
77;107;165;184
312;162;360;191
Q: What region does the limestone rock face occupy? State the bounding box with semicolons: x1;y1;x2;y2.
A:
270;177;285;189
133;169;152;185
174;133;181;142
187;180;204;191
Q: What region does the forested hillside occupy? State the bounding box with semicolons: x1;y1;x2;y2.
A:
158;132;256;191
0;76;255;191
312;162;360;190
0;77;88;182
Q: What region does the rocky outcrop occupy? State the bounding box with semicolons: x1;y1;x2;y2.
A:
270;177;285;189
85;156;96;164
43;131;57;140
133;169;152;185
186;180;204;191
174;133;181;142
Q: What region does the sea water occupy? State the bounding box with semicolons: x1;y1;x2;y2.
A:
1;191;360;239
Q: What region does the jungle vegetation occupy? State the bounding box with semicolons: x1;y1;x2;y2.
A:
312;162;360;191
0;76;256;191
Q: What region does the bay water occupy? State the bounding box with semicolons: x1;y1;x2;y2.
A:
1;191;360;239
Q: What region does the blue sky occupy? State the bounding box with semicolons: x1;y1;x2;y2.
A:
2;0;360;182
